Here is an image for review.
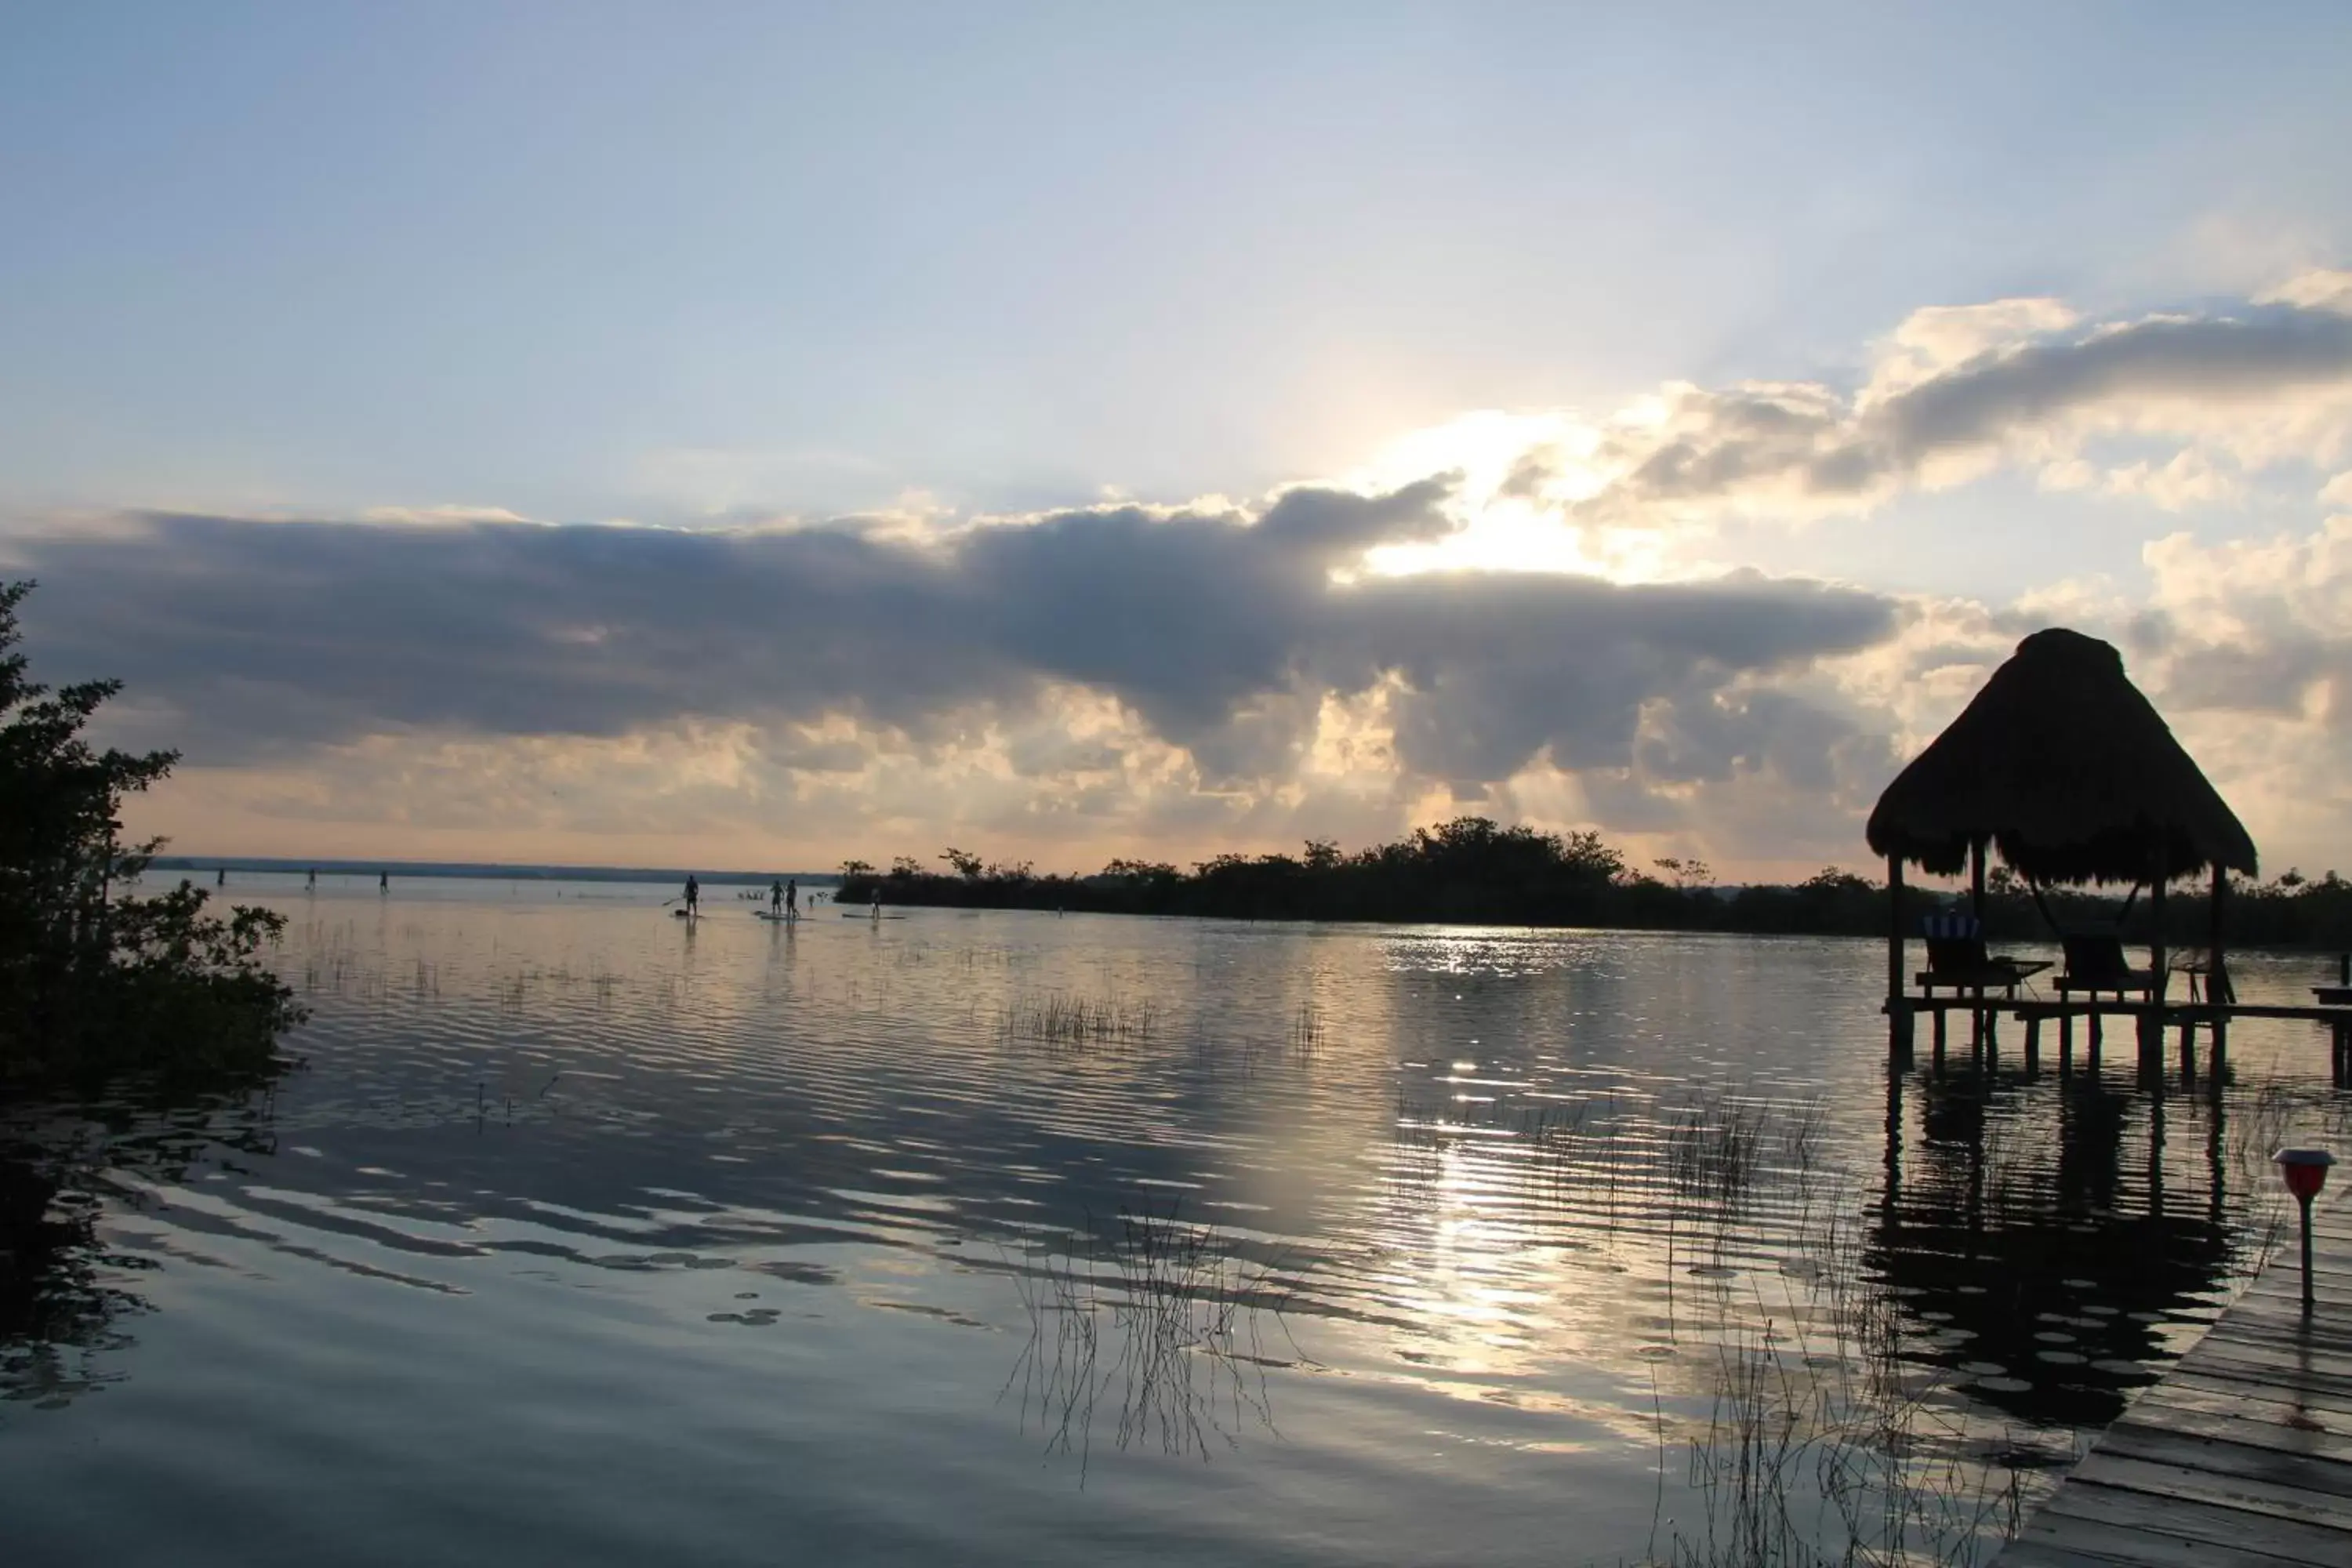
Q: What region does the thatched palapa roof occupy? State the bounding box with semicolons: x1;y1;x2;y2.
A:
1866;628;2256;884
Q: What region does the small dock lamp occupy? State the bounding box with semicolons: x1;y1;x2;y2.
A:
2274;1149;2335;1316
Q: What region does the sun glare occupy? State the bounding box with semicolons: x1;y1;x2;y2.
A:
1340;410;1671;583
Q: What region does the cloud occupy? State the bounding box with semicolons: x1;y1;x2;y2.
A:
2136;516;2352;724
2260;268;2352;314
1863;298;2084;402
1306;281;2352;596
2102;449;2241;511
2106;514;2352;871
358;504;537;527
6;491;1899;822
2042;448;2242;510
1573;295;2352;528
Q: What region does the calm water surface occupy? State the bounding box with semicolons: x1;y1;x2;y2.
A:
4;876;2346;1565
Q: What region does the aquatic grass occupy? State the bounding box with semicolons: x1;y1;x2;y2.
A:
1000;1199;1305;1479
1385;1083;1846;1280
1666;1100;1768;1210
2216;1076;2352;1272
295;920;376;1000
1777;1098;1829;1179
1002;990;1159;1047
1377;1073;2045;1563
1656;1331;2030;1568
1650;1203;2041;1568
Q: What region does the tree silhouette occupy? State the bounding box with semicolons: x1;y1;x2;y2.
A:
0;581;299;1085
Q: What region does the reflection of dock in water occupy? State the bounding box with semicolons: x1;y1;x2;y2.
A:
1998;1192;2352;1565
1875;1066;2241;1433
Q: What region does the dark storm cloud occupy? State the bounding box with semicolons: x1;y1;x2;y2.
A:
1607;303;2352;509
8;484;1898;788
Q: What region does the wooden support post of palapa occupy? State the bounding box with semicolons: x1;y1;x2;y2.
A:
1885;853;1911;1055
2148;844;2168;1021
1969;840;1987;1051
2209;865;2228;1005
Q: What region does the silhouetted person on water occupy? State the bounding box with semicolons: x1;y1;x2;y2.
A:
216;868;226;887
379;871;389;894
306;868;317;891
684;875;700;915
769;878;783;914
786;878;797;918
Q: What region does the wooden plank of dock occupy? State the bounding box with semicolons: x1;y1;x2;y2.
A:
1998;1193;2352;1566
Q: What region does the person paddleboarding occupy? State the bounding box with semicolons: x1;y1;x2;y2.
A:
786;878;798;920
684;874;700;916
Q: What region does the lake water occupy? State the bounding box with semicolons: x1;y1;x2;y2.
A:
3;875;2346;1566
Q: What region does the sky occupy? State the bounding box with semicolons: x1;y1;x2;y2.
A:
6;2;2352;881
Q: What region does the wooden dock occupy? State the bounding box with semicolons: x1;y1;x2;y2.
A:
1998;1192;2352;1566
1888;996;2352;1087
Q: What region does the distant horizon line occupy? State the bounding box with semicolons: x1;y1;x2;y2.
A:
145;855;840;887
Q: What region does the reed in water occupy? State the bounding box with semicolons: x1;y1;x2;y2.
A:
1000;1199;1305;1479
1002;991;1160;1046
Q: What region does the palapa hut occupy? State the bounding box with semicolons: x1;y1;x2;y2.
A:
1867;627;2257;1011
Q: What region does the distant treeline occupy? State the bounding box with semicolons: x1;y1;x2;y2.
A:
835;817;2352;949
144;858;838;888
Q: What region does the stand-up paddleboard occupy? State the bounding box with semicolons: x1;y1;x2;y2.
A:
672;909;700;920
753;910;798;922
844;912;906;920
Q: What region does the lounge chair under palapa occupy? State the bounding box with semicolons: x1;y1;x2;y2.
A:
1915;913;2050;999
2053;932;2156;1000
